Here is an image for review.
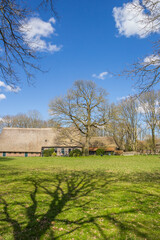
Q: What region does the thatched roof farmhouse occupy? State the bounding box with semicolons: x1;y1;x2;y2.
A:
0;127;117;157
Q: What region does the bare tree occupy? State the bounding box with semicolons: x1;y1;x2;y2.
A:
0;0;56;86
119;97;139;151
27;110;44;128
0;110;47;129
124;0;160;92
49;80;109;155
125;51;160;93
107;97;139;151
106;103;126;150
139;90;160;153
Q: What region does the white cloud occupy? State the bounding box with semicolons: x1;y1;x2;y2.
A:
0;81;6;88
0;81;21;93
143;54;160;66
113;0;160;38
21;17;62;53
137;100;160;114
92;72;108;80
137;104;146;114
117;95;130;101
5;85;21;93
0;94;6;101
49;17;56;24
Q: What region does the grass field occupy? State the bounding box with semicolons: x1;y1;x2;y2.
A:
0;155;160;240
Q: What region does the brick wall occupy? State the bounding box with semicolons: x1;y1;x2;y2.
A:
0;152;41;157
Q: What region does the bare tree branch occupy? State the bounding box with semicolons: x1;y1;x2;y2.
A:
49;80;110;155
0;0;57;86
119;0;160;92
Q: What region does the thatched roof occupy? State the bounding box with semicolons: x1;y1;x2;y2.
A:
0;128;117;152
0;128;56;152
90;137;116;148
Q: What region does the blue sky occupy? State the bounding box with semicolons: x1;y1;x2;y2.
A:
0;0;159;120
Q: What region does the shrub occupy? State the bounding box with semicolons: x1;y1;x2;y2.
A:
52;152;57;157
96;148;105;156
43;148;55;157
125;145;133;151
69;149;82;157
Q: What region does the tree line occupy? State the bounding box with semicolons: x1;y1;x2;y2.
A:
0;110;60;129
49;80;160;154
107;91;160;154
1;80;160;155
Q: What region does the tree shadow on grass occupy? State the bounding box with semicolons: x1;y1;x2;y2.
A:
120;171;160;184
0;157;15;162
0;164;22;180
0;170;160;239
0;172;101;239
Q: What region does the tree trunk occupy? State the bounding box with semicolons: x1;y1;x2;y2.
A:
83;135;90;156
113;136;120;150
132;129;137;151
152;128;156;154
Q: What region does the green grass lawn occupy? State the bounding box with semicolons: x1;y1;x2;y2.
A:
0;155;160;240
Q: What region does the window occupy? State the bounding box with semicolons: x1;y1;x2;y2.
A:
61;148;64;155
